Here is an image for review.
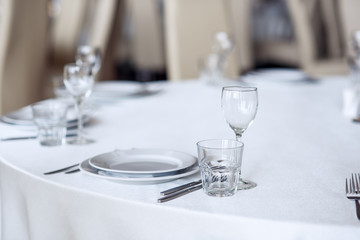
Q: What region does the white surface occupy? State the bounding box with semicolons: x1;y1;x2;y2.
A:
1;77;360;239
88;148;196;174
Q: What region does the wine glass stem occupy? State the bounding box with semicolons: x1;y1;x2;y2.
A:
235;133;242;142
75;98;84;141
235;133;245;182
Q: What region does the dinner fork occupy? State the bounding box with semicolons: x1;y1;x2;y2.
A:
345;173;360;220
43;163;79;175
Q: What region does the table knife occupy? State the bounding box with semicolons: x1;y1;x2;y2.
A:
1;133;77;141
160;179;202;196
158;184;202;203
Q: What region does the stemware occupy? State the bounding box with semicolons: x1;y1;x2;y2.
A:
75;45;102;75
212;32;234;70
199;32;234;85
221;86;258;190
63;63;94;145
352;30;360;56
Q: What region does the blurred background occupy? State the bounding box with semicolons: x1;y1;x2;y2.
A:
0;0;359;115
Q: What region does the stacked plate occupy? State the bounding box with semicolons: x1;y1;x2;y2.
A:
241;68;315;85
90;81;164;104
80;149;199;184
1;101;90;129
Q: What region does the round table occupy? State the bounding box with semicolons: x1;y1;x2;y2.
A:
1;78;359;239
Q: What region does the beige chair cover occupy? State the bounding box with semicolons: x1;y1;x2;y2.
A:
0;0;48;115
338;0;360;55
227;0;253;73
287;0;348;77
125;0;165;72
164;0;252;81
251;0;299;67
49;0;117;83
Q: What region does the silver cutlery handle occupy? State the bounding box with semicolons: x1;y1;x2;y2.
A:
65;168;81;174
43;163;79;175
1;133;77;141
158;184;202;203
355;200;360;221
160;179;202;196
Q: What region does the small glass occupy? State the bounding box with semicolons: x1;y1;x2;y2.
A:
197;139;244;197
199;32;234;86
199;54;224;85
31;100;68;146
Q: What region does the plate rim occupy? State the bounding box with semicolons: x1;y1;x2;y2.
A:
1;104;90;127
80;158;199;184
88;149;197;175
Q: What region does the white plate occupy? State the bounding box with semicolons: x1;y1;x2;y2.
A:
92;81;140;99
91;81;164;102
241;68;313;84
89;149;197;175
2;106;35;126
80;159;199;184
1;101;90;127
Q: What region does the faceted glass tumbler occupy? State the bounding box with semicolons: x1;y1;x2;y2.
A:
197;139;244;197
31;100;68;146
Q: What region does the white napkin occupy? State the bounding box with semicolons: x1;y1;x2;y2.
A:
342;86;360;118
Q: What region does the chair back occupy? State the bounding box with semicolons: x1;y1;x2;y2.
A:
164;0;244;81
50;0;117;80
0;0;48;114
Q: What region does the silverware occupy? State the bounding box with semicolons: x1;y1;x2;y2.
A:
65;168;81;174
158;174;236;202
43;163;79;175
345;173;360;220
160;179;202;196
158;179;202;203
158;184;202;203
1;133;77;141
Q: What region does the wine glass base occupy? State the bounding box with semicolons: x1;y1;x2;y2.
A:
237;179;257;190
67;138;95;145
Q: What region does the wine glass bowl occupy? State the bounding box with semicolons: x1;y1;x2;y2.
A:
221;86;258;140
221;86;258;190
64;64;94;98
63;63;95;145
352;30;360;56
75;45;101;75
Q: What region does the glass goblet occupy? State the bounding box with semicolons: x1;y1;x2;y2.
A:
221;86;258;190
75;45;102;75
63;63;95;145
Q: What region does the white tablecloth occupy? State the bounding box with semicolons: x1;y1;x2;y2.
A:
1;78;360;239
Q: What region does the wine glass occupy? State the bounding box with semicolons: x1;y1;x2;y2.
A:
63;63;95;145
352;30;360;56
75;45;101;75
221;86;258;190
